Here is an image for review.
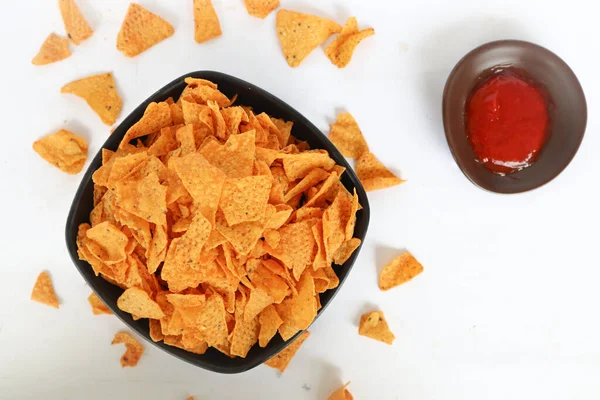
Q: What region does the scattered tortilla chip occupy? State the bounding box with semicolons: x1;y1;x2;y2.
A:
356;151;404;192
264;330;310;372
328;112;369;158
258;305;283;347
59;0;93;45
333;238;361;265
244;0;279;19
31;271;59;308
61;73;122;125
33;129;87;174
358;311;395;344
117;287;165;319
379;251;423;291
117;3;174;57
112;332;144;367
88;292;112;315
328;382;354;400
32;33;71;65
276;10;342;67
325;17;375;68
194;0;222;44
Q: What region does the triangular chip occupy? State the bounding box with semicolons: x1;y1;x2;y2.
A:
258;305;283;347
85;221;129;264
358;311;395;344
33;129;87;174
219;175;272;225
112;332;144;367
328;382;354;400
115;172;167;225
194;0;222;44
120;102;172;148
32;33;71;65
355;151;404;192
332;238;361;265
31;272;59;308
88;292;112;315
275;10;341;67
328;112;369;158
264;330;310;372
117;287;165;319
61;73;122;125
230;293;260;357
325;17;375;68
244;0;279;18
59;0;93;45
379;251;423;291
117;3;174;57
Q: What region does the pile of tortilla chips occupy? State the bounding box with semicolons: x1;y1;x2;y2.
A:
76;77;362;358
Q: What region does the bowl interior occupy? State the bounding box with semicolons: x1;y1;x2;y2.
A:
65;71;370;373
443;40;587;193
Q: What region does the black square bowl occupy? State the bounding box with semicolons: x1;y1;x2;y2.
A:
65;71;370;374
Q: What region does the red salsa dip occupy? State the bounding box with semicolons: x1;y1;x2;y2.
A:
465;68;550;175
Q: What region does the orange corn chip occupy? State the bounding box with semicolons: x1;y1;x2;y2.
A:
328;112;369;158
197;291;229;349
325;17;375;68
115;172;167;225
193;0;222;44
149;319;164;342
244;288;274;322
85;221;129;264
276;10;341;67
61;72;122;125
379;251;423;291
281;151;336;180
117;3;174;57
112;332;144;367
32;33;71;65
31;272;59;308
120;102;172;148
332;238;361;265
59;0;93;45
33;129;87;174
264;330;310;372
244;0;279;18
273;221;316;280
230;293;260;357
258;305;283;347
117;287;165;319
356;151;404;192
358;311;395;345
284;168;329;203
328;382;354;400
199;130;255;178
88;292;112;315
219;175;272;225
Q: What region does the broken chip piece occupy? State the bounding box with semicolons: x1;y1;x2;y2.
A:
358;311;395;344
32;33;71;65
328;382;354;400
117;3;174;57
276;10;341;67
244;0;279;19
61;72;123;125
325;17;374;68
264;330;310;372
379;251;423;291
193;0;222;44
111;332;144;367
59;0;93;45
328;112;369;159
33;129;88;174
31;271;59;308
355;151;404;192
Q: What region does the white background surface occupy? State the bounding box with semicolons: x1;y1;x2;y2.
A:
0;0;598;399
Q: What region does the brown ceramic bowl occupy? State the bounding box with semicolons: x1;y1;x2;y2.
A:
443;40;587;194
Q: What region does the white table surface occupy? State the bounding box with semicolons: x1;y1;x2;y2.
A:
1;0;599;399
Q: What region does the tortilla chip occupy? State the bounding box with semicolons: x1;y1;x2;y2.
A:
284;168;329;203
355;151;404;192
120;102;172;148
244;0;279;18
112;332;144;367
88;292;112;315
358;311;395;345
230;293;260;357
117;287;165;319
32;33;71;65
325;17;375;68
275;10;341;67
379;251;423;291
258;305;283;347
31;271;59;308
149;319;165;342
219;175;272;225
33;129;87;174
61;72;122;125
281;151;336;180
328;382;354;400
85;221;129;264
244;288;274;322
272;221;316;281
193;0;222;44
117;3;174;57
332;238;361;265
199;130;256;178
328;112;369;158
59;0;93;45
264;330;310;372
198;291;229;349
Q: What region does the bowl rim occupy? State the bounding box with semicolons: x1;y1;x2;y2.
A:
65;70;370;374
442;39;588;194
